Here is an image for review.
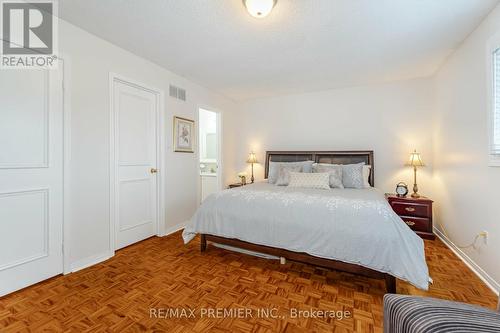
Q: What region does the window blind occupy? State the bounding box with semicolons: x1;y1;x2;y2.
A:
492;48;500;155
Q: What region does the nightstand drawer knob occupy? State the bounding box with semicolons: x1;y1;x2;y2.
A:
405;207;416;212
405;221;416;226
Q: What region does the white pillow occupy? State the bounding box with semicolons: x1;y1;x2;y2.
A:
275;165;302;186
363;165;372;188
267;161;314;183
288;172;330;190
312;163;344;188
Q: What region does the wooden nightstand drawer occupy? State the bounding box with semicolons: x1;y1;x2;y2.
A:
401;216;430;233
386;194;435;240
390;201;431;218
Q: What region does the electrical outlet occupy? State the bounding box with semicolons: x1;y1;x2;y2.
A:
479;231;489;245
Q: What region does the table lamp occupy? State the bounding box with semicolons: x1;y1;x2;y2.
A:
407;150;425;198
246;152;258;183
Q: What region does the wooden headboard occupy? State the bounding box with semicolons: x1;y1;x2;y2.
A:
265;150;374;186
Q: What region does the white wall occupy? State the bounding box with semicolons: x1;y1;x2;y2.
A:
59;20;236;269
433;5;500;291
225;78;435;194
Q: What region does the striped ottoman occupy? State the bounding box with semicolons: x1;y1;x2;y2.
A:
384;294;500;333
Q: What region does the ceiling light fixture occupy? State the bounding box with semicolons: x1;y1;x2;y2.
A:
243;0;277;18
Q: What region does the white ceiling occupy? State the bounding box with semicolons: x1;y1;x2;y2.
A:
59;0;499;101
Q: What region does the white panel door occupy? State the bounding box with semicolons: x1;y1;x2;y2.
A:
114;81;158;250
0;68;63;296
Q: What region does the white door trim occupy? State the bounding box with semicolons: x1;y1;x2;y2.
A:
59;54;72;274
109;73;166;256
197;106;223;205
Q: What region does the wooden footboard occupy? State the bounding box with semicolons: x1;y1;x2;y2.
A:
200;234;396;293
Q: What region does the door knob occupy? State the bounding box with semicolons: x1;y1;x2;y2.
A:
150;168;158;174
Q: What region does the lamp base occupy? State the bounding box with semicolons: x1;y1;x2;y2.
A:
411;180;420;198
251;163;255;183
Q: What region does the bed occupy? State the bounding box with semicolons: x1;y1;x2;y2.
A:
183;151;429;292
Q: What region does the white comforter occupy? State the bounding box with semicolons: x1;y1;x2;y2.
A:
183;182;429;290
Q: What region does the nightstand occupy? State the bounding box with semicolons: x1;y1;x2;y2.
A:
386;194;435;240
228;183;245;188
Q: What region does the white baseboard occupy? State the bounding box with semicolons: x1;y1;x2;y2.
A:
161;222;186;237
68;223;185;274
434;227;500;295
69;251;113;273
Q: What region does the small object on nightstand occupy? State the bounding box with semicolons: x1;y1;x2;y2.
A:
386;194;435;240
395;182;408;197
237;172;248;185
228;183;244;188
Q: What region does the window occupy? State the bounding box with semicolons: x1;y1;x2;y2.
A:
492;48;500;156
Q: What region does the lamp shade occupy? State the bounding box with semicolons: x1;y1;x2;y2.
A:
407;150;425;167
246;152;258;164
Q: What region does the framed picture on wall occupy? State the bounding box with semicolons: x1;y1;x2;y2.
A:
173;116;195;153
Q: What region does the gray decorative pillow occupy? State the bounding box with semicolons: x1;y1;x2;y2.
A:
267;160;314;183
312;163;344;188
341;163;365;189
275;165;302;186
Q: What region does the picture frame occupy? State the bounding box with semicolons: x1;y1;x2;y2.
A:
173;116;195;153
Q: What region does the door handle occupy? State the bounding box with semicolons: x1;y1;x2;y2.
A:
150;168;158;174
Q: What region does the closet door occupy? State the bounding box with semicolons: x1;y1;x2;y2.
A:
0;68;63;296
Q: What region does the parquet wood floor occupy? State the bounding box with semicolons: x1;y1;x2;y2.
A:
0;231;497;333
